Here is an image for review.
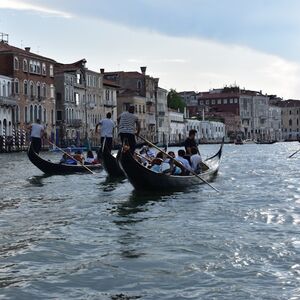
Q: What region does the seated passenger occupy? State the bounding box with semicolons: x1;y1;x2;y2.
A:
85;150;96;165
176;149;192;175
73;150;84;163
165;151;181;175
190;146;202;173
139;145;156;165
150;152;164;173
60;148;77;165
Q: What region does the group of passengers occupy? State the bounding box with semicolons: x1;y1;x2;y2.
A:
138;129;204;176
60;149;99;165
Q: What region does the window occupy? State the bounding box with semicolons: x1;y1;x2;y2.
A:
234;98;238;104
211;99;216;105
137;80;142;90
25;106;28;123
29;60;34;73
7;82;11;96
199;100;204;105
37;82;41;99
38;106;42;120
65;87;69;101
44;108;47;123
105;90;109;101
230;98;233;104
14;57;19;70
36;62;41;74
34;105;37;121
139;105;142;113
23;80;28;95
223;99;228;104
289;119;292;126
30;81;34;98
30;105;33;122
42;63;46;75
42;83;46;98
50;84;55;98
205;100;210;105
217;99;221;104
14;79;19;94
23;59;28;72
51;109;54;124
49;65;54;77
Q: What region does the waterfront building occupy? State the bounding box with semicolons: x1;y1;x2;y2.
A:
0;75;16;137
104;67;161;141
168;110;185;144
55;60;105;146
268;105;282;141
178;91;198;106
0;37;56;138
276;99;300;141
156;87;169;144
185;118;225;143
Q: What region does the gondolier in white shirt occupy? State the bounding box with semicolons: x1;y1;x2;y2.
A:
29;118;44;154
95;112;115;153
118;105;140;154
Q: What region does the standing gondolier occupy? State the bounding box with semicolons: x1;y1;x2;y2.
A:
184;129;198;156
118;105;140;154
29;119;44;154
95;112;115;153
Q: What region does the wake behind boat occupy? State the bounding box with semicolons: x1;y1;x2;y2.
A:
27;144;102;175
118;142;223;191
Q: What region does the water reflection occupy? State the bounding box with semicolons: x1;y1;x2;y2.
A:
26;174;51;187
98;176;127;192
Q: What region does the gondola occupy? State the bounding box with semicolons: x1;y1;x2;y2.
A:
27;144;102;175
101;145;125;178
118;143;223;191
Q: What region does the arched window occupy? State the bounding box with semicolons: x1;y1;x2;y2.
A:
34;105;38;121
2;83;6;97
25;106;28;123
23;59;28;72
37;82;41;99
30;81;34;98
51;109;54;124
23;80;28;95
43;108;47;123
7;82;11;96
49;65;54;77
65;87;69;101
14;78;19;94
30;105;33;122
29;60;34;73
14;57;19;70
137;80;142;90
36;62;41;74
289;119;292;126
38;106;42;120
105;90;109;101
42;63;46;75
42;83;46;98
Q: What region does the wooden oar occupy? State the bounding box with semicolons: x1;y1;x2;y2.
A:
47;140;95;174
137;135;220;193
288;148;300;158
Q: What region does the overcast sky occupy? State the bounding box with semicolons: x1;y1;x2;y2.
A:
0;0;299;98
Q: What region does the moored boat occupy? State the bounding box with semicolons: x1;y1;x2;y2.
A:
101;145;125;178
27;144;102;175
118;143;223;191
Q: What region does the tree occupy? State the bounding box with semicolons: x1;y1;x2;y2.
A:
167;89;186;113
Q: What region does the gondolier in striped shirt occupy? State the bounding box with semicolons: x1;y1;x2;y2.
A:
118;105;140;154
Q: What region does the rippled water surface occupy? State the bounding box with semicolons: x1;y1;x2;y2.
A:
0;143;299;300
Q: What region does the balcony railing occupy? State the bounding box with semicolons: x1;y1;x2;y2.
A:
0;96;17;106
67;119;82;128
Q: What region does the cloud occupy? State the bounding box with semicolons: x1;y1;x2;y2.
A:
0;0;72;18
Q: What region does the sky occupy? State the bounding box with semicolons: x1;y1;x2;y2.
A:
0;0;299;98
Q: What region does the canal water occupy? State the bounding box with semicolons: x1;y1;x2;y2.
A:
0;142;299;300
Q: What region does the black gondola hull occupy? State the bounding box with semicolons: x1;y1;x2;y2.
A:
27;144;102;175
101;146;125;178
119;143;223;191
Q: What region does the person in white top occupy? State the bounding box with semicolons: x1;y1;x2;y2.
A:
190;146;202;173
176;149;192;175
29;119;44;154
95;112;115;153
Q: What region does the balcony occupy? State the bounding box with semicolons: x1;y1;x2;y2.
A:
146;113;156;125
0;95;17;106
67;119;82;128
103;100;116;108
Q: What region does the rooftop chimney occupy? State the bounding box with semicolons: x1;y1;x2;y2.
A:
140;66;147;75
25;47;31;52
100;68;105;74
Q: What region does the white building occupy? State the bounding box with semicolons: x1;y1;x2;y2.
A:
156;87;169;144
268;105;282;141
185;118;225;143
0;75;16;137
168;110;185;144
